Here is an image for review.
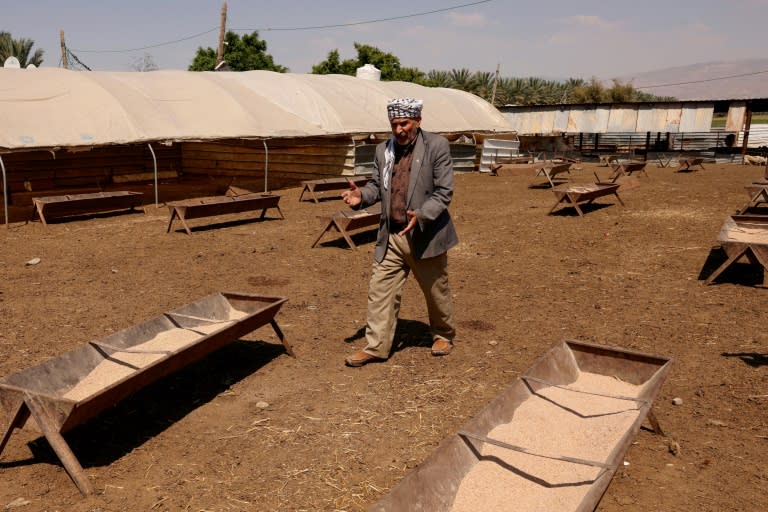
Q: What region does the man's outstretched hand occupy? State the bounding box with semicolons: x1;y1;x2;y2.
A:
342;180;362;207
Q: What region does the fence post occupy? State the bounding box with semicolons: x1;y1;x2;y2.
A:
645;132;651;161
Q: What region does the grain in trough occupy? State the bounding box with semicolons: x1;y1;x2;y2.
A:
0;292;290;495
370;340;672;512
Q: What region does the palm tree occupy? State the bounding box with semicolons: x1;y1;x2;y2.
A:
497;77;529;105
0;32;44;67
426;70;452;88
448;68;473;91
469;71;495;101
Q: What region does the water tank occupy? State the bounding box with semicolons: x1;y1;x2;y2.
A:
3;56;21;69
356;64;381;81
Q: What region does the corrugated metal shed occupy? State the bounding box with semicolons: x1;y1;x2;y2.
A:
501;102;716;134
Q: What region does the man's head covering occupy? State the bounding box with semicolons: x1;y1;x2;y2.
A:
387;98;423;120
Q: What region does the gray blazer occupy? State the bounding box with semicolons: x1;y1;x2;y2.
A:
357;129;459;262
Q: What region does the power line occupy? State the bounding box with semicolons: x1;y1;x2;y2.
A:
637;68;768;89
69;1;492;54
242;0;493;31
71;27;218;53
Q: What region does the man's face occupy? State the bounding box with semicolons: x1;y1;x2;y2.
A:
390;117;421;145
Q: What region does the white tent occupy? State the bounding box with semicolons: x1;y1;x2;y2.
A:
0;68;514;151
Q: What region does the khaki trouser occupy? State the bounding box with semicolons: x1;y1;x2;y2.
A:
362;233;455;359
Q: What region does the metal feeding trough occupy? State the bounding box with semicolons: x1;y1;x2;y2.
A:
0;292;290;495
370;340;672;512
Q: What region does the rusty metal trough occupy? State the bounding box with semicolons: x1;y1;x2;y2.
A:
370;340;672;512
0;292;290;495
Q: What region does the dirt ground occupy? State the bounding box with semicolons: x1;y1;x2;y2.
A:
1;160;767;512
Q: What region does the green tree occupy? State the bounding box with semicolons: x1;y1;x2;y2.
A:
568;77;606;103
607;79;636;103
395;66;429;85
311;49;357;75
0;31;44;67
311;43;427;82
189;31;286;72
353;44;402;80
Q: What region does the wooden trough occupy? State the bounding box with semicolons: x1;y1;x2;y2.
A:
299;177;369;203
166;188;283;234
705;214;768;284
0;292;290;495
740;182;768;213
32;191;144;226
549;183;624;217
311;204;381;250
370;340;672;512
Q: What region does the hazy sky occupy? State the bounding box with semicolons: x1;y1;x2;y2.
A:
5;0;768;81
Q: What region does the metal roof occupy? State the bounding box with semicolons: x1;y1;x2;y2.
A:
499;98;768;135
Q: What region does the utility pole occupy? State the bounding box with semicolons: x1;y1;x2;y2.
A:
490;63;500;106
60;30;69;69
216;2;228;67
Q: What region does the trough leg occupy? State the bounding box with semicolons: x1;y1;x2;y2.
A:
545;170;556;188
336;219;358;250
0;399;28;458
310;219;337;248
179;215;193;235
166;208;179;233
568;194;585;216
269;319;294;357
25;395;94;495
548;197;567;215
35;203;49;226
745;189;768;212
705;245;749;284
645;408;666;437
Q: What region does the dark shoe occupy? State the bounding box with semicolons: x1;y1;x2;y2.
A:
431;338;453;356
345;350;386;367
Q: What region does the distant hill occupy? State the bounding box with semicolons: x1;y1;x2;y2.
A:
612;58;768;101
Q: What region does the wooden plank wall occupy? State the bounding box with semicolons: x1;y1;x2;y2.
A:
1;144;181;199
180;137;357;191
1;133;494;222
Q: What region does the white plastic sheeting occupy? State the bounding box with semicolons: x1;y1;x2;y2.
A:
0;68;514;151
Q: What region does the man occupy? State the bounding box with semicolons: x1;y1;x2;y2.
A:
342;97;459;367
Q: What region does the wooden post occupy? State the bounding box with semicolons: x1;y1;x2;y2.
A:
741;105;753;162
645;131;651;161
60;30;68;70
216;2;228;67
490;63;500;106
